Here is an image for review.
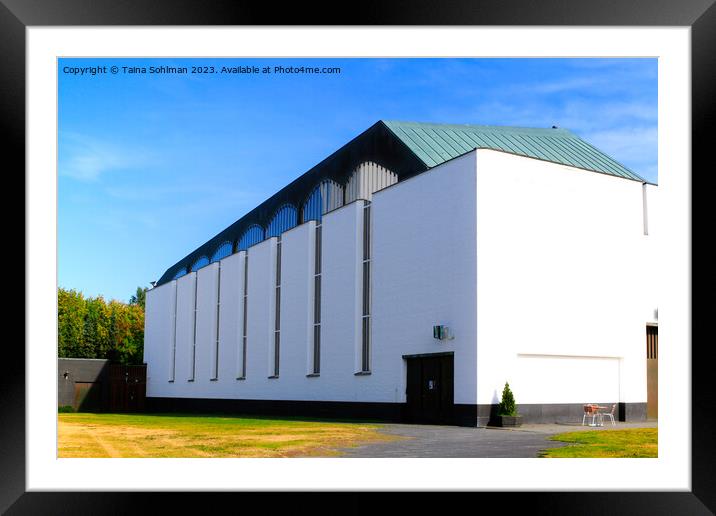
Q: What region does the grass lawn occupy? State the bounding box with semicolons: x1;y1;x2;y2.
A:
540;428;657;458
58;413;400;458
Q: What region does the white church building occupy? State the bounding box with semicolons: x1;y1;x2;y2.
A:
144;120;658;426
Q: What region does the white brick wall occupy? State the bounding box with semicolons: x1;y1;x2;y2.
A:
145;147;655;409
278;221;315;380
196;263;219;382
371;152;478;404
175;272;197;384
475;149;651;406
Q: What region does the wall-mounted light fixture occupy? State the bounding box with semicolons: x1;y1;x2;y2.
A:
433;325;453;341
63;371;69;379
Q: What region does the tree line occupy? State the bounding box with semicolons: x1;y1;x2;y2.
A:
58;287;146;365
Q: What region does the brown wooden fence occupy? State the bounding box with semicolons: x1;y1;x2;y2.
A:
109;364;146;412
646;325;658;419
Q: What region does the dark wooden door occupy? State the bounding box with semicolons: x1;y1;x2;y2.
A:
405;354;454;425
109;364;147;412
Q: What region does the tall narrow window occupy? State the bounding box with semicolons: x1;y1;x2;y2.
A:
271;237;282;377
302;180;344;223
360;201;372;373
169;280;177;382
267;205;298;238
311;222;322;374
345;162;397;203
238;225;264;251
211;262;221;380
239;255;248;379
191;256;209;272
211;241;233;263
189;273;197;381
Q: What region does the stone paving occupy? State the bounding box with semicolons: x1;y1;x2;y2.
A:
340;420;658;458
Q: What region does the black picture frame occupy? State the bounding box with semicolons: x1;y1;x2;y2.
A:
5;1;714;513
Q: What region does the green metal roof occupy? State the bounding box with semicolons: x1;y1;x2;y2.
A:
382;120;645;181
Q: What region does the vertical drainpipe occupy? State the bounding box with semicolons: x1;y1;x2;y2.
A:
642;182;649;236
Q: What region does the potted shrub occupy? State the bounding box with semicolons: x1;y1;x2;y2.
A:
497;382;522;427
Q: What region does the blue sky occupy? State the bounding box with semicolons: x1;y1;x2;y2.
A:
58;58;657;302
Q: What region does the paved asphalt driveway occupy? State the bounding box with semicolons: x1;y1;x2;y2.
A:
340;421;657;458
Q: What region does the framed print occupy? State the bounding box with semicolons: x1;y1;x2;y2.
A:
5;0;714;513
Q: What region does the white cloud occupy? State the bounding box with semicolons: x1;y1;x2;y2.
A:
528;76;609;95
58;132;152;181
582;126;658;167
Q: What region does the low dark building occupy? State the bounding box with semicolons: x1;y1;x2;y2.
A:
58;358;110;412
58;358;146;412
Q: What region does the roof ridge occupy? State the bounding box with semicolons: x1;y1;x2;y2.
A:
157;119;647;285
382;119;576;136
382;119;644;181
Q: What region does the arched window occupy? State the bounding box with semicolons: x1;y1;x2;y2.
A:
173;267;188;280
302;180;344;223
266;204;298;238
190;256;209;272
210;241;233;263
345;161;397;203
237;224;265;251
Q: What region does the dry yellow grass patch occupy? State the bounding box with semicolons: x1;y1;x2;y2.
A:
58;413;401;458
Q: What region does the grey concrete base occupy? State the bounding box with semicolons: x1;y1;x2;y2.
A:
147;396;405;422
477;402;648;425
620;402;648;421
145;397;647;427
476;416;491;428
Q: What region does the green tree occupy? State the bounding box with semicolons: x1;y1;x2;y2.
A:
498;382;517;416
85;295;111;359
58;287;145;365
129;286;147;310
58;288;87;358
107;300;145;365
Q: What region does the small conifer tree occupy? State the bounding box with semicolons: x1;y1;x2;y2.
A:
498;382;517;416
